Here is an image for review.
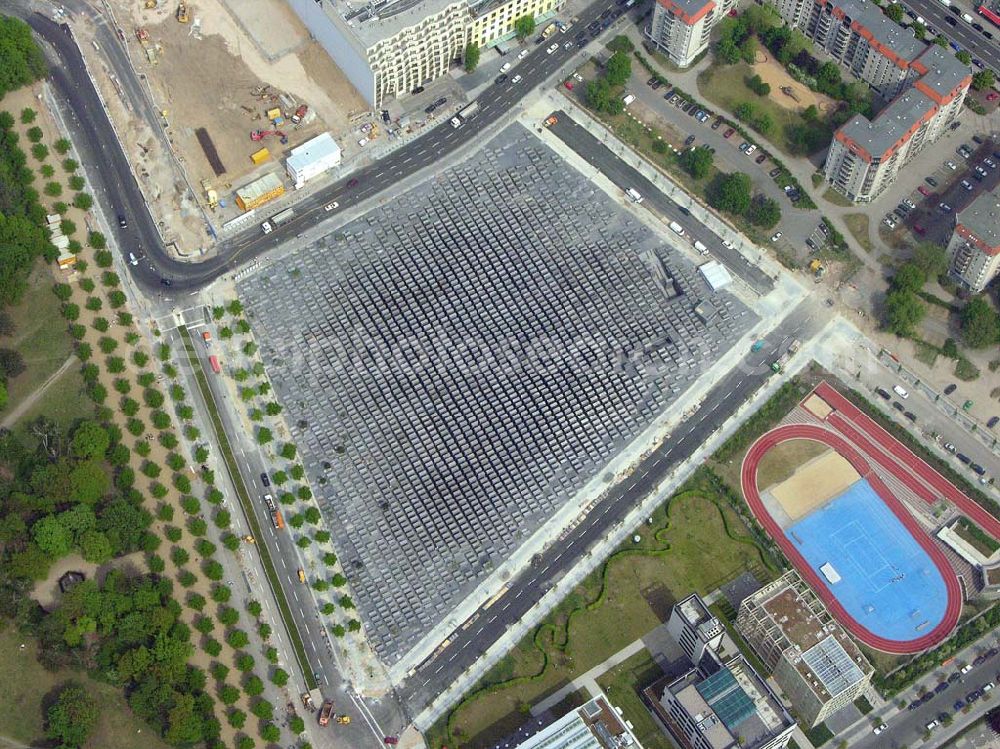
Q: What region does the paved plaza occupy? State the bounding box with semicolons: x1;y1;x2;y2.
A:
238;125;757;662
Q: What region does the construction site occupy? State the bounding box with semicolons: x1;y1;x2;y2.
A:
78;0;371;254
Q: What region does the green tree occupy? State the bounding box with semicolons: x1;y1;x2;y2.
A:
746;194;781;229
891;262;926;293
71;420;109;459
972;69;996;91
33;515;72;558
911;242;948;279
734;101;756;122
514;14;536;40
261;724;281;743
956;50;972;65
46;683;98;748
680;145;714;179
716;37;740;65
883;290;925;337
605;51;631;87
960;296;1000;348
464;42;480;73
79;530;112;563
270;668;289;686
586;78;612;111
912;21;926;39
885;3;903;22
708;172;752;215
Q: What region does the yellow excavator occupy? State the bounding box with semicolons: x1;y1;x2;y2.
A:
176;1;189;22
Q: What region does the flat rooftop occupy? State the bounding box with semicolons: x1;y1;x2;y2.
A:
237;125;756;662
514;694;643;749
758;584;872;701
837;88;934;160
321;0;464;48
830;0;925;63
957;186;1000;251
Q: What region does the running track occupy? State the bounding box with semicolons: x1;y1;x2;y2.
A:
815;382;1000;539
741;423;962;653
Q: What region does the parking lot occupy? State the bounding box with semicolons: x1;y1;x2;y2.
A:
617;68;824;259
881;134;1000;246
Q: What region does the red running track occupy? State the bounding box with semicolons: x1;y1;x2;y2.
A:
741;423;962;653
815;381;1000;540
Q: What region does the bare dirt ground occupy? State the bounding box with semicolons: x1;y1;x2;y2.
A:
752;53;836;115
81;0;366;251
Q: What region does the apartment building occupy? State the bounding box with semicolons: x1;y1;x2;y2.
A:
469;0;562;50
736;571;874;727
762;0;971;202
645;0;737;67
288;0;562;108
947;186;1000;292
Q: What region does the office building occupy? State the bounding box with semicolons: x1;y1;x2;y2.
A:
648;595;796;749
288;0;563;108
285;132;342;189
736;571;874;727
947;186;1000;292
512;694;644;749
667;593;726;663
645;0;737;67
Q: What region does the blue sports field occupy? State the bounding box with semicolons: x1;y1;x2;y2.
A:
787;479;949;642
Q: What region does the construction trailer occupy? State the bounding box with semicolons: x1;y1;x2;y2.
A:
285;132;341;189
250;147;270;165
235;172;285;212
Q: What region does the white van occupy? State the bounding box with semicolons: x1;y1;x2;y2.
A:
623;93;636;106
892;384;909;399
694;240;709;255
668;221;685;235
500;62;512;73
626;188;643;204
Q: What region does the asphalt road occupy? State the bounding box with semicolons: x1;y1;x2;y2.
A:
848;637;1000;749
395;301;826;714
171;314;407;745
18;0;636;295
901;0;1000;71
547;110;775;295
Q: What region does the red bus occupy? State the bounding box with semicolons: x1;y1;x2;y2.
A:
979;4;1000;28
208;355;221;374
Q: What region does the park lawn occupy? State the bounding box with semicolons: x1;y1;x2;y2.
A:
755;438;829;491
596;650;672;749
0;627;173;749
822;187;854;207
696;62;806;156
10;360;89;434
433;481;772;747
0;263;75;418
843;213;873;253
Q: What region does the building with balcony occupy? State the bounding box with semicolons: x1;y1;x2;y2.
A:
736;571;874;727
645;0;737;68
821;42;970;202
947;186;1000;292
288;0;563;108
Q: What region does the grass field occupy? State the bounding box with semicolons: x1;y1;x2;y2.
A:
696;62;808;156
755;438;829;489
823;187;854;207
843;213;873;253
596;651;671;749
0;627;172;749
428;474;776;748
0;265;76;421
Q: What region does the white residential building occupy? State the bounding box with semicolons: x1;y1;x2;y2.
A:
645;0;737;67
947;186;1000;292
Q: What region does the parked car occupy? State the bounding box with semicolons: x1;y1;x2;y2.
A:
495;73;508;84
769;167;782;178
918;185;932;196
260;472;270;487
988;416;999;428
770;231;782;242
939;202;952;213
745;144;757;156
926;176;938;186
962;179;973;190
875;387;890;400
945;160;957;170
945;384;958;394
944;442;957;452
739;142;750;152
684;134;696;146
711;118;723;129
723;128;735;138
755;152;767;164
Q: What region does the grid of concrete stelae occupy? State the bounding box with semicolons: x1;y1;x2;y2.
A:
238;125;756;662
